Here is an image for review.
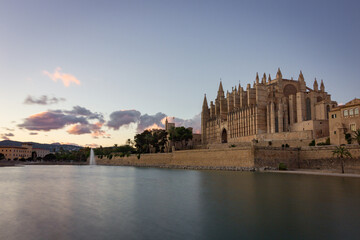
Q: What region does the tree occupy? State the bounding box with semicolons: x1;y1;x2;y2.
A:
43;153;57;162
134;129;168;153
353;129;360;145
0;153;5;160
332;146;352;174
168;126;193;149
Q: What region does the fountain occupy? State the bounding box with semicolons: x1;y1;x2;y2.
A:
89;148;96;165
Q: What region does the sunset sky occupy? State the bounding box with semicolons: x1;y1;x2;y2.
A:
1;0;359;147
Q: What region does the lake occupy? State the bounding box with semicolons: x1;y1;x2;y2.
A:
0;166;359;240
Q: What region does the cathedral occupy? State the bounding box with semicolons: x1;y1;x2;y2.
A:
201;69;337;146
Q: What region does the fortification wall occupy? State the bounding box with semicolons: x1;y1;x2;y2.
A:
95;153;172;166
254;145;360;172
96;145;360;173
96;147;254;168
254;147;300;168
171;148;254;167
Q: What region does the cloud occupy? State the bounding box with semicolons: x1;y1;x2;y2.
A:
137;112;166;132
144;123;163;131
107;110;141;130
29;132;38;135
18;111;88;131
67;122;110;139
65;106;104;122
43;67;80;87
85;143;100;148
3;127;14;131
173;113;201;133
24;95;66;105
107;109;200;134
19;106;109;138
1;133;14;140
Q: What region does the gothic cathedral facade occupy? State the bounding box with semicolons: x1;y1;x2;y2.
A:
201;69;337;145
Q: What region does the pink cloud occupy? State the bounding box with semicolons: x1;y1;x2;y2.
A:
145;123;163;131
43;67;80;87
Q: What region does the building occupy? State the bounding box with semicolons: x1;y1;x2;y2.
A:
164;118;202;151
201;69;337;146
329;98;360;145
0;143;50;161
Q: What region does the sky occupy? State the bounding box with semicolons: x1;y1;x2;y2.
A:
0;0;359;147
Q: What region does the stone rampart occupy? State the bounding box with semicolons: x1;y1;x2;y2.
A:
96;145;360;173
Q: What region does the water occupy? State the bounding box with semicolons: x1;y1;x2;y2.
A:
0;166;359;240
89;148;96;165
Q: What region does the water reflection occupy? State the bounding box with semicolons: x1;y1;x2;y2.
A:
0;166;359;240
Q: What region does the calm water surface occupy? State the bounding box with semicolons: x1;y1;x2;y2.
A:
0;166;359;240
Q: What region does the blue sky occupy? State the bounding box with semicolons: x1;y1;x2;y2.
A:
0;0;359;147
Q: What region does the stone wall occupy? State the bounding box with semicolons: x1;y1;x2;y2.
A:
96;145;360;173
171;148;254;167
254;145;360;173
96;147;254;168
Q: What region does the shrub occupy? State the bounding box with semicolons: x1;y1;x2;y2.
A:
285;144;290;148
325;138;330;145
279;163;287;170
345;133;352;144
268;141;272;146
309;140;315;146
229;144;236;148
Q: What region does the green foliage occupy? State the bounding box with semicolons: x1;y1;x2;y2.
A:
134;129;168;153
43;153;56;161
0;153;5;160
332;146;352;159
309;140;315;146
94;144;135;158
278;163;287;170
268;141;272;146
353;129;360;145
332;146;352;174
345;133;352;144
54;147;90;162
168;127;193;142
229;144;236;148
317;139;330;146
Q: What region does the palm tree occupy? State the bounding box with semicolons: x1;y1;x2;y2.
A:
353;129;360;145
332;146;352;174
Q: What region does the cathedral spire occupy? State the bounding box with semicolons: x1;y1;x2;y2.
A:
313;78;318;91
268;74;271;83
320;79;325;92
202;94;208;109
276;68;282;80
299;70;304;81
217;80;224;98
256;73;259;84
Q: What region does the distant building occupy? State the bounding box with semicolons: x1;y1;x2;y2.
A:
329;98;360;145
0;143;50;161
164;118;201;151
201;69;337;146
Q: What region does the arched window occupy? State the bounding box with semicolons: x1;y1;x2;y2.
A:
344;110;348;117
355;108;359;116
306;98;311;120
221;129;227;143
